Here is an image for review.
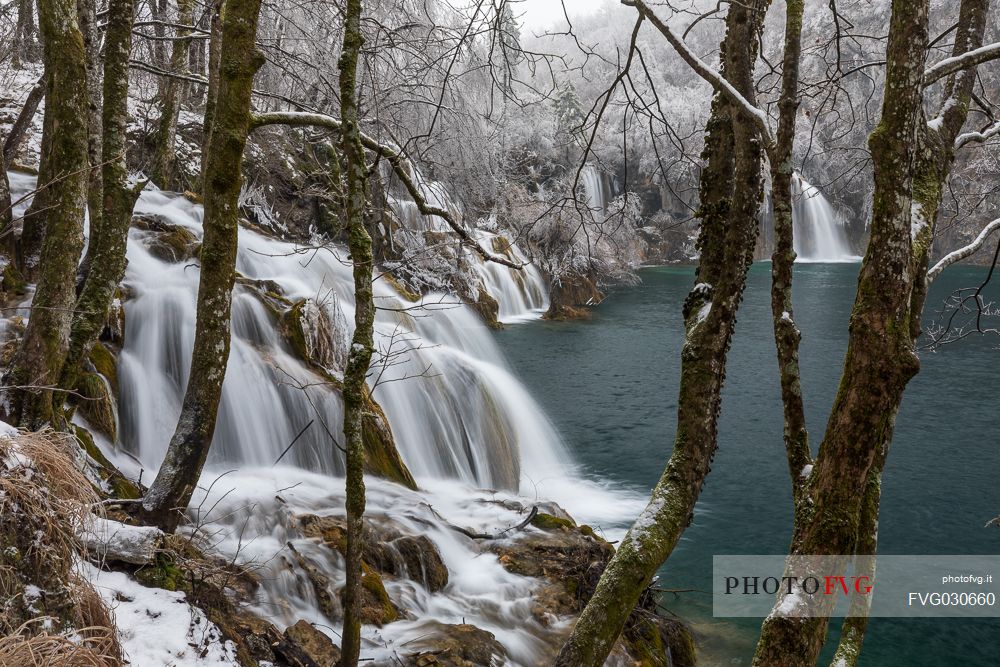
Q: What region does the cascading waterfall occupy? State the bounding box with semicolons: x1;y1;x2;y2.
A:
5;172;644;666
580;163;607;213
383;165;549;322
791;174;858;262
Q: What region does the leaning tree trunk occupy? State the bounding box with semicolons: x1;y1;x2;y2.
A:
752;1;930;663
2;0;91;428
153;0;194;189
58;0;141;403
553;3;771;665
141;0;264;532
338;0;371;664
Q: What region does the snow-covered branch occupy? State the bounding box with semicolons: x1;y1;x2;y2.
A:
955;120;1000;150
923;42;1000;86
927;218;1000;284
249;112;524;269
624;0;773;145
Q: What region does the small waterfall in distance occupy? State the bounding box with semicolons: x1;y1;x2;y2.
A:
791;174;859;262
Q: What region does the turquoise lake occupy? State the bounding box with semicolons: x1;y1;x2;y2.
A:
495;262;1000;666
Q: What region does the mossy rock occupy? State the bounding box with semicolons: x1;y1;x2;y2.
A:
89;341;119;397
623;612;697;667
337;562;399;626
471;287;502;330
404;622;507;666
383;273;421;302
75;372;117;442
133;214;201;263
530;512;576;532
73;425;142;500
1;261;28;299
282;619;342;666
491;235;512;255
391;535;449;593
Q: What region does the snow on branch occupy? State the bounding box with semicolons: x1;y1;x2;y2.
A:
955;120;1000;150
923;42;1000;86
249;111;524;269
624;0;773;145
927;218;1000;284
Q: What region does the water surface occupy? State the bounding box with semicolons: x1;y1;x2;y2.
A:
495;263;1000;666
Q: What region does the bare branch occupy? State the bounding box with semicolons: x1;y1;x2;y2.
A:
927;217;1000;284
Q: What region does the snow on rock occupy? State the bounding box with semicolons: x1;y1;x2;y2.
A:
0;420;18;439
78;517;165;565
82;564;241;666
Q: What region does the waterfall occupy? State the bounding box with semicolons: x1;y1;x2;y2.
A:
580;163;607;213
4;171;645;666
384;167;549;322
113;187;557;489
791;174;858;262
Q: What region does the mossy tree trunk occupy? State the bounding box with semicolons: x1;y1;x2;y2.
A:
767;0;811;504
77;0;103;280
553;3;771;665
824;3;988;665
141;0;264;532
154;0;194;190
338;0;371;664
58;0;141;406
752;1;932;663
2;0;90;428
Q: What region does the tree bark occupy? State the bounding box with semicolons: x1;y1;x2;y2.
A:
13;0;40;65
77;0;103;279
767;0;811;504
200;0;224;192
154;0;194;190
59;0;141;405
141;0;264;532
553;3;771;665
752;1;930;663
2;0;91;428
338;1;370;664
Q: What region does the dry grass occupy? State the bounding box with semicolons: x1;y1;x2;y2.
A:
0;620;121;667
0;429;122;666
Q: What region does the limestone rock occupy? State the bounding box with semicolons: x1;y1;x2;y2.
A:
404;622;507;667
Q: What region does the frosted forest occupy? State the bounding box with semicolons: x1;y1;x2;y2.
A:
1;0;999;665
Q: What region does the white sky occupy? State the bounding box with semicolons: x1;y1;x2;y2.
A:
513;0;607;30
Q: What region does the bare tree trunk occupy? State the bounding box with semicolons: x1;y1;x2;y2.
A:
1;76;45;260
200;0;223;192
153;0;194;189
141;0;264;532
338;1;370;664
13;0;40;65
2;0;91;428
553;3;771;665
752;1;930;663
768;0;811;504
59;0;141;404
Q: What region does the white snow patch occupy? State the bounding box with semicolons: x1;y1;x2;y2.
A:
800;464;813;478
0;420;18;439
82;563;241;666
